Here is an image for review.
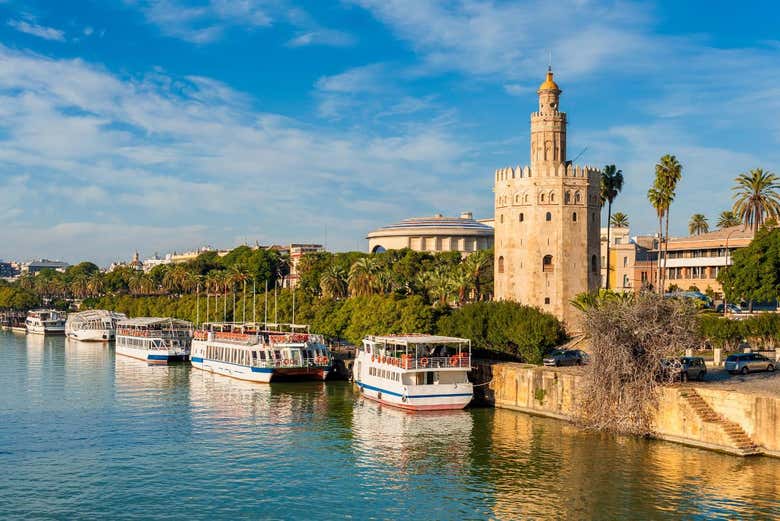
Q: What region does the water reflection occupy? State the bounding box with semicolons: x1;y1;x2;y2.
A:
486;408;780;520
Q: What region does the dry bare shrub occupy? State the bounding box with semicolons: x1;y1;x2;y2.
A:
577;293;700;436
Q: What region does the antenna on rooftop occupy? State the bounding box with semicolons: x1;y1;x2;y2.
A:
569;146;588;165
548;49;552;71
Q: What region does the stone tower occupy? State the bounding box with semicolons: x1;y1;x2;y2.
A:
493;67;600;326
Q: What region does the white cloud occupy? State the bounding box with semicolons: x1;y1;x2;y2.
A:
0;45;474;264
7;19;66;42
287;29;355;48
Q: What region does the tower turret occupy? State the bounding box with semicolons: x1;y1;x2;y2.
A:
530;67;566;169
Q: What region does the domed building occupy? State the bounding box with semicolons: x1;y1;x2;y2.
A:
367;212;494;255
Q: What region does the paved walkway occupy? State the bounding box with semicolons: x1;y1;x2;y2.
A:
690;367;780;397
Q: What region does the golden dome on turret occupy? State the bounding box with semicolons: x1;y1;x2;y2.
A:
538;67;560;92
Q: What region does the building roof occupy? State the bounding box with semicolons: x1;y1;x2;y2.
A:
663;225;754;251
538;68;560;92
27;259;69;268
367;214;494;238
117;317;192;328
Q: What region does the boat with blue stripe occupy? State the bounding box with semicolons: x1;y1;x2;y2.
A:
354;334;473;411
115;317;192;364
191;322;332;383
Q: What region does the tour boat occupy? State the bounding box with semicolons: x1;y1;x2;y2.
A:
25;309;66;335
191;323;332;383
66;310;127;342
353;334;474;411
115;317;192;363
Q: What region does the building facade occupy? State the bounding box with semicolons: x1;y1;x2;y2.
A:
494;68;601;325
366;212;494;256
600;228;658;291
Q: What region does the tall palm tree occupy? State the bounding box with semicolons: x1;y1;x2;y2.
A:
348;257;378;297
87;273;104;297
205;272;221;322
647;187;666;293
464;250;491;301
609;212;629;228
449;265;473;305
732;168;780;232
600;164;624;290
716;210;741;229
320;265;348;299
654;154;682;292
688;214;709;235
230;264;250;322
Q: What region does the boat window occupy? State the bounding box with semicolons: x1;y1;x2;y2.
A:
426;372;435;385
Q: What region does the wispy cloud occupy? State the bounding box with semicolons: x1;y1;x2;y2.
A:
0;45;475;263
8;19;66;42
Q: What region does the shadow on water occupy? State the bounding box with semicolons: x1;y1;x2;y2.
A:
0;331;778;520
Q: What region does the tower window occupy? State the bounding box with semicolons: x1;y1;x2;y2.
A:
544;297;550;305
591;255;598;274
540;193;545;202
543;255;554;272
524;194;529;203
550;192;555;203
565;191;571;204
572;212;577;222
575;192;581;203
498;256;505;274
500;214;504;224
519;213;524;222
545;212;552;222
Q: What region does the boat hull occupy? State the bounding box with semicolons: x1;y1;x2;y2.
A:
191;356;329;383
67;329;114;342
116;345;189;364
26;325;66;335
355;380;473;411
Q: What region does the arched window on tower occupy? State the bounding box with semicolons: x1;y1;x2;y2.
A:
498;256;505;274
565;191;571;204
575;191;581;203
524;194;529;203
572;212;577;222
545;212;552;221
591;254;598;274
500;214;504;224
542;255;554;273
540;193;545;203
519;213;524;222
550;192;555;203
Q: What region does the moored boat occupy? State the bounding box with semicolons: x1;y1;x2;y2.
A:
115;317;192;363
25;309;66;335
66;310;127;342
353;334;474;411
191;323;332;383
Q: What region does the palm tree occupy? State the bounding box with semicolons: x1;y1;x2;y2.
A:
653;154;682;292
449;265;473;305
320;265;348;299
87;273;104;297
205;272;221;322
688;214;709;235
348;257;378;297
464;250;491;301
230;264;250;322
422;267;454;306
609;212;629;228
600;164;624;290
647;187;666;293
716;210;741;229
732;168;780;232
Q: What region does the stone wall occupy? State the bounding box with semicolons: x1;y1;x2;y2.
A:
488;363;780;458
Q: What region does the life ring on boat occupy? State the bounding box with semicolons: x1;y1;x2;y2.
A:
450;355;460;367
420;357;429;367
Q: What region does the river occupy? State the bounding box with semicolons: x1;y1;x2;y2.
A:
0;332;778;520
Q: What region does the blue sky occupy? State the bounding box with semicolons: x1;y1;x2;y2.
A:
1;1;779;265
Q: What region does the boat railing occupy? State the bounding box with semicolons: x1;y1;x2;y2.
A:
251;356;331;369
370;353;471;370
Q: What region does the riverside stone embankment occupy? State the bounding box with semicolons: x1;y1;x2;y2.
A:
485;363;779;458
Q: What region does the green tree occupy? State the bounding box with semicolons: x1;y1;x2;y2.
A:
600;164;624;290
348;257;379;297
717;224;780;310
609;212;629;228
716;210;741;229
732;168;780;232
650;154;682;292
320;265;348;299
688;213;709;235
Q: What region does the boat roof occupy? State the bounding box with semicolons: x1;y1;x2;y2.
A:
117;317;191;327
366;334;470;346
68;310;126;321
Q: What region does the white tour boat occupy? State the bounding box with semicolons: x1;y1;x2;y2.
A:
66;310;127;342
25;309;66;335
353;335;473;411
191;323;332;383
115;317;193;363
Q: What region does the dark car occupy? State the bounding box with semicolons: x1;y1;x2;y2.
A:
543;350;584;367
660;357;707;381
725;353;776;374
715;303;742;314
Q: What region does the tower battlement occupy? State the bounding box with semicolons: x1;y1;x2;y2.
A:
494;164;600;184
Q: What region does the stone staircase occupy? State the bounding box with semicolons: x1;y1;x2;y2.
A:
678;388;761;455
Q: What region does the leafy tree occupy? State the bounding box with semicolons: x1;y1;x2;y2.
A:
732;168;780;232
600;164;624;289
688;213;709;235
717;224;780;310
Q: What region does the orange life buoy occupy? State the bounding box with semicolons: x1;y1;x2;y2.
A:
420;357;429;367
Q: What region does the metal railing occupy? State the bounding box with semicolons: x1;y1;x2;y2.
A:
371;355;471;370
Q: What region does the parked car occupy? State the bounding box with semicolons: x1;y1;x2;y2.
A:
543;350;584;367
715;303;742;314
725;353;776;375
660;357;707;381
